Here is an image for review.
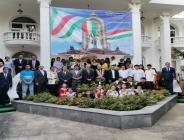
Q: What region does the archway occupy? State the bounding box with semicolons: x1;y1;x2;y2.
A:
12;51;37;60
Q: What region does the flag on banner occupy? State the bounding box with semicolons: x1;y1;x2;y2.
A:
50;7;133;56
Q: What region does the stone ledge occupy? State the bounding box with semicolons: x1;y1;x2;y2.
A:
12;95;177;129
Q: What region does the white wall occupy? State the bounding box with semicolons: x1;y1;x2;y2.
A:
0;6;40;60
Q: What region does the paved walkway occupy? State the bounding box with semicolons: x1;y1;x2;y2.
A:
0;104;184;140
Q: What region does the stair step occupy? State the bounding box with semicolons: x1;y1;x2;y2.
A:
0;104;16;113
177;98;184;103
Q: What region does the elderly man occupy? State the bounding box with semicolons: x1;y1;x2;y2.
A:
14;55;27;74
161;62;176;94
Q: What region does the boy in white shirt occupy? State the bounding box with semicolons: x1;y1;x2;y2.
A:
133;65;145;82
145;64;156;90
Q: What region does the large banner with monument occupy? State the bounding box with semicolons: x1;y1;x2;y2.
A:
50;7;133;58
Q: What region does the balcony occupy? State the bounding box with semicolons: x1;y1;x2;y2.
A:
3;31;40;47
142;35;152;48
171;37;184;49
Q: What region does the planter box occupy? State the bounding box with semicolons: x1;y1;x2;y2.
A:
12;95;177;129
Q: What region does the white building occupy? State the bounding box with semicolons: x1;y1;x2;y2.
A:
1;0;184;71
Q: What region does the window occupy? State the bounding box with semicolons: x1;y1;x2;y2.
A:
11;16;37;32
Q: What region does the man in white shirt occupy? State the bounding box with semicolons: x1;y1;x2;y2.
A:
118;65;128;81
145;64;156;90
133;65;145;82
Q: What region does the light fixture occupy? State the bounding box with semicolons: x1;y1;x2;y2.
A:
17;3;23;15
141;11;145;22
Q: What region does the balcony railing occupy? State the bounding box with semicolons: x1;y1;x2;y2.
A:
3;31;40;47
171;37;184;44
141;35;152;47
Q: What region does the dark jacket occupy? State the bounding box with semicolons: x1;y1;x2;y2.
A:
104;69;119;82
0;72;12;89
35;70;47;85
58;71;71;83
14;59;27;74
28;60;40;70
161;67;176;81
82;69;95;82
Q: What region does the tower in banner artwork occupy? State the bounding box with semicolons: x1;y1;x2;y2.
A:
82;12;107;50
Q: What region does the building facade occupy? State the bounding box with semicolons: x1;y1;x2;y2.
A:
1;0;184;71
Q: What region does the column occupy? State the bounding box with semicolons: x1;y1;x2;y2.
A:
37;0;52;70
129;1;142;65
150;20;161;70
160;13;171;67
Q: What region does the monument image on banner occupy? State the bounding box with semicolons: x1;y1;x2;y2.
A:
50;7;133;59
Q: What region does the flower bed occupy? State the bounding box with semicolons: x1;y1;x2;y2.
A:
23;89;170;111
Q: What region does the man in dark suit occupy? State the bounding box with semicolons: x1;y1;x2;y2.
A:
29;55;40;71
82;64;95;84
35;66;47;93
13;55;27;74
104;64;119;84
0;67;12;106
58;66;71;86
161;62;176;93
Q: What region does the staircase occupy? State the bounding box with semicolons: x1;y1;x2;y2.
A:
0;104;16;113
177;96;184;103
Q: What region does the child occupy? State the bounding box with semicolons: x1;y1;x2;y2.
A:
93;84;104;99
126;85;136;95
59;83;68;98
106;85;119;97
119;83;128;97
66;88;76;99
134;85;143;95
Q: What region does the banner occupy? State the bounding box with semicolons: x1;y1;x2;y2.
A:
50;7;133;57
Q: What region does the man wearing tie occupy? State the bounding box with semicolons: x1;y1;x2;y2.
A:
35;66;47;93
0;67;12;106
29;55;40;71
13;55;27;74
161;62;176;93
58;66;71;86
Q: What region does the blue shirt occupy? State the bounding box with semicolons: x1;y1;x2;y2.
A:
21;70;34;83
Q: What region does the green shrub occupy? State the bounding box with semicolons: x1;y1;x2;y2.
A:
23;95;34;101
45;96;59;104
23;89;170;111
55;98;70;105
75;97;94;108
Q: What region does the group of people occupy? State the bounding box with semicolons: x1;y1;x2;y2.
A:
0;55;182;106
